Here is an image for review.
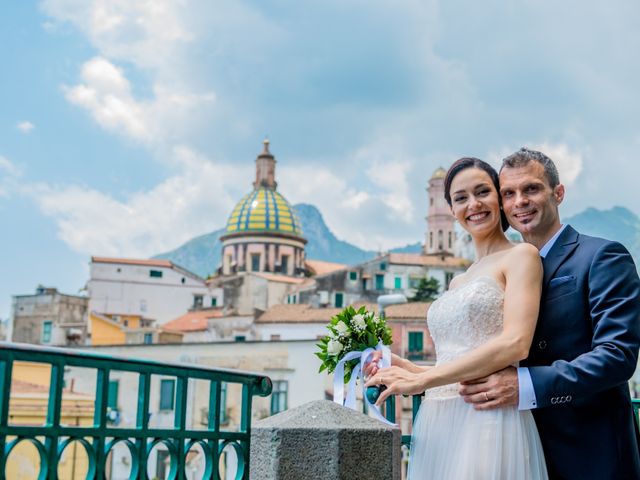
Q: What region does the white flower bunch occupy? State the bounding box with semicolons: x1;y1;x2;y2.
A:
316;306;393;383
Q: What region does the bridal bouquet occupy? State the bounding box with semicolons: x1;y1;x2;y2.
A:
316;305;394;424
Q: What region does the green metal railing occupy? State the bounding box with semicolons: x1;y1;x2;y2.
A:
0;342;272;479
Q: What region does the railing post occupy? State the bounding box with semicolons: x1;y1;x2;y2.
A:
0;357;13;478
208;380;222;480
174;376;188;480
93;368;110;480
44;361;64;480
136;372;151;480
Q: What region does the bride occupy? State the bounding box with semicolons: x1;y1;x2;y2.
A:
365;157;548;479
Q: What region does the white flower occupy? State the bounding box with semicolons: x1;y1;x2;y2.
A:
327;339;344;356
335;321;349;336
351;314;366;332
372;315;381;324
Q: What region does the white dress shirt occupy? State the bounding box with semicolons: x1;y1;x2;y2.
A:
517;224;567;410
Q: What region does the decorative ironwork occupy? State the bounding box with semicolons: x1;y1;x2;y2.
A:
0;342;272;479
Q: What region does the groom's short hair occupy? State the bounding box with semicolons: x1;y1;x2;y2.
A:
500;147;560;188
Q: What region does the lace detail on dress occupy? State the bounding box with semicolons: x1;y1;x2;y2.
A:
425;276;504;400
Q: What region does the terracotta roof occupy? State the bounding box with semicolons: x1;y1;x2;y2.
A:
257;302;430;324
252;272;307;284
163;308;224;332
91;256;173;268
305;259;348;276
388;253;471;268
386;302;430;319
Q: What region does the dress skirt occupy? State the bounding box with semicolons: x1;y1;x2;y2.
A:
407;390;548;480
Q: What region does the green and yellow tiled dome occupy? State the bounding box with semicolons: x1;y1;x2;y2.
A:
225;187;303;237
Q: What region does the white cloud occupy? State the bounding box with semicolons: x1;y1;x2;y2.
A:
25;147;249;257
17;121;35;133
64;56;215;144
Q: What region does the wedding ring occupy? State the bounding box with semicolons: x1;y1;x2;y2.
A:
484;392;489;402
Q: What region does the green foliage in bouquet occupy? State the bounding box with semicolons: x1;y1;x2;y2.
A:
315;305;393;383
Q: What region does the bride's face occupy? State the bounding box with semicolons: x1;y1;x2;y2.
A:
449;168;502;236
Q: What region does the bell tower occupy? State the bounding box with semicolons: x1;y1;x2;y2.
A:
425;167;455;255
253;138;277;190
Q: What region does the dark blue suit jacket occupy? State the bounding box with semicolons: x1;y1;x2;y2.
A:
523;225;640;479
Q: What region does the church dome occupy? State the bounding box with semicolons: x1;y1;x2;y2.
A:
225;187;303;238
431;167;447;180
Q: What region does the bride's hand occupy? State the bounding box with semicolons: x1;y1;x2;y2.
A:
363;351;383;378
364;366;427;407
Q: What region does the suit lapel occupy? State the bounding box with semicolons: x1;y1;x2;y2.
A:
542;225;579;289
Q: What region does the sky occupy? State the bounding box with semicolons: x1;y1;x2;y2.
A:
2;0;640;320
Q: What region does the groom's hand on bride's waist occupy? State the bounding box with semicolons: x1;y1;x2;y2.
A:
459;366;519;410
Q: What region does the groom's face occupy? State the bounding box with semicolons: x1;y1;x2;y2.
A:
499;162;564;240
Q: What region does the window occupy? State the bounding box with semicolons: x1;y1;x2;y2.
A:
409;277;421;289
251;254;261;272
235;335;246;342
430;197;434;206
150;269;163;278
159;379;175;410
394;277;402;289
349;271;358;281
375;274;385;290
270;334;281;341
42;321;52;344
380;262;387;271
448;231;453;249
408;331;424;353
123;319;129;327
334;292;344;308
361;278;368;290
445;272;454;289
140;300;147;312
108;380;119;410
438;230;443;250
211;297;217;307
181;277;186;284
144;333;153;344
271;380;288;415
193;295;203;309
280;255;289;274
429;232;433;249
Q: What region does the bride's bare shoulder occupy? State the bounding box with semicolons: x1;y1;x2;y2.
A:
506;242;540;261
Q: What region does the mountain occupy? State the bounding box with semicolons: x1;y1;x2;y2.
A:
154;204;384;277
563;206;640;262
154;204;640;277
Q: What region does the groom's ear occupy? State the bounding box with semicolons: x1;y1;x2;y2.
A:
554;184;565;204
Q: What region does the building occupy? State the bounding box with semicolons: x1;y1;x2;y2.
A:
219;139;307;277
424;167;456;256
162;308;254;343
254;302;435;362
89;312;183;346
10;286;88;346
210;140;311;316
291;252;470;309
87;257;221;326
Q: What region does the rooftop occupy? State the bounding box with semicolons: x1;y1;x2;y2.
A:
163;308;225;332
256;302;430;324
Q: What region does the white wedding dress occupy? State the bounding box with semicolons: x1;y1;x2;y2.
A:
407;276;548;479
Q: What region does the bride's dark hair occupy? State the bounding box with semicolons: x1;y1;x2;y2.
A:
444;157;510;232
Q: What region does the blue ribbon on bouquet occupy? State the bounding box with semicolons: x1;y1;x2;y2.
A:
332;341;395;426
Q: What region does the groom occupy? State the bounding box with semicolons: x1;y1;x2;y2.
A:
459;147;640;479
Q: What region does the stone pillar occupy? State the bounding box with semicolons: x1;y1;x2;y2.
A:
250;400;401;480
